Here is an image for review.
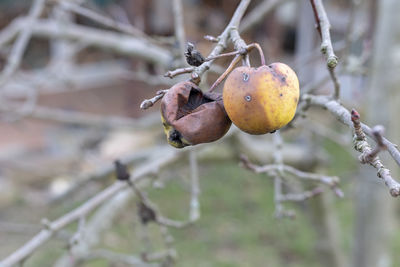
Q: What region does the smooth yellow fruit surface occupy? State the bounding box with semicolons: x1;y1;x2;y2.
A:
223;63;300;134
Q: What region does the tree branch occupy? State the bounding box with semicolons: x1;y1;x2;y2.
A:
309;0;337;68
309;0;340;99
57;1;151;40
0;0;45;87
193;0;251;78
8;18;172;66
172;0;186;64
351;110;400;197
303;94;400;197
0;150;183;266
240;0;294;33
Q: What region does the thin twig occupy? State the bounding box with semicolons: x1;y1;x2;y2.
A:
57;1;151;40
0;105;159;129
328;67;341;99
0;151;183;266
204;35;219;43
164;67;194;78
140;89;169;110
189;148;200;221
309;0;338;68
194;0;251;78
240;0;294;33
309;0;340;99
162;0;251;81
350;109;400;197
303;94;400;197
278;187;324;202
7;18;172;66
303;94;400;167
172;0;186;64
130;151;201;229
51;146;169;203
272;132;287;218
205;42;265;66
240;155;342;196
0;0;45;87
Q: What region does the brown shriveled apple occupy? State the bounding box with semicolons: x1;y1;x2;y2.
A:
161;81;231;148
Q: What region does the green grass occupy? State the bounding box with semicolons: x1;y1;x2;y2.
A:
24;139;362;267
143;162;320;267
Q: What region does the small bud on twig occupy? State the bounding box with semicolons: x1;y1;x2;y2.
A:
351;108;365;140
114;160;131;184
204;35;219;42
185;42;205;67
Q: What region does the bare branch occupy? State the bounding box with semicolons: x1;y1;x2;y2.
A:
57;1;151;40
140;89;169;110
8;18;172;66
272;132;287;218
52;147;169;203
309;0;338;68
204;35;219;43
278;187;324;202
240;155;342;195
0;105;159;129
130;151;201;229
194;0;251;78
162;0;251;81
189;148;200;221
303;94;400;197
328;67;341;99
240;0;294;33
309;0;340;99
172;0;186;64
350;110;400;197
303;94;400;167
0;0;45;87
0;150;183;266
164;67;194;78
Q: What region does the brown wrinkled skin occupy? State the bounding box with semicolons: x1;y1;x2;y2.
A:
161;81;232;145
223;63;300;135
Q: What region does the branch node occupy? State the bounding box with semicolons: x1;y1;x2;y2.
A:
204;35;219;42
185;42;205;67
140;89;168;110
40;218;52;231
327;55;338;68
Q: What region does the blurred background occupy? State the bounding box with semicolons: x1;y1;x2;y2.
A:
0;0;399;266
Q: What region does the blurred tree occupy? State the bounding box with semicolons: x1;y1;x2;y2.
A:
353;0;399;266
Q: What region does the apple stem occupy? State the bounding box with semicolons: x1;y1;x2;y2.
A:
205;50;242;61
248;43;265;66
209;54;242;92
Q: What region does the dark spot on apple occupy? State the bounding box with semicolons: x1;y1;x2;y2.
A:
243;72;249;82
280;93;283;97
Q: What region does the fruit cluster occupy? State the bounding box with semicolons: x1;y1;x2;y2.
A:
160;50;299;148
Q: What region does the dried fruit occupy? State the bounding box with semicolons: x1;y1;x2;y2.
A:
223;63;300;135
161;81;231;148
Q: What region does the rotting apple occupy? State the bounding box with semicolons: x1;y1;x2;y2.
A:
161;81;232;148
223;63;300;134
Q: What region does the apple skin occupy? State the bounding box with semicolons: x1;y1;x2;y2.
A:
161;81;231;148
223;63;300;135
